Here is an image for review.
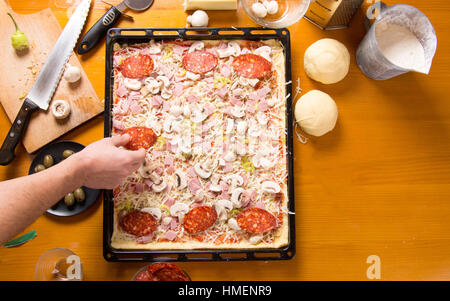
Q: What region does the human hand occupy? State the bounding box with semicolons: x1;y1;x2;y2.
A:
73;135;146;189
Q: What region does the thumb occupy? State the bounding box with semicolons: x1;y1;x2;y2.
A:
111;134;130;147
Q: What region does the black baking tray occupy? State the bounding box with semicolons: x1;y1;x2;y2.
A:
103;27;295;262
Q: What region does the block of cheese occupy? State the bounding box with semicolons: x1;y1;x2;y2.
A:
183;0;237;10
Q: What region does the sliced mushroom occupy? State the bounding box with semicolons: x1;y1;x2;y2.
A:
217;41;241;58
124;78;142;91
225;118;234;135
256;112;268;125
230;188;244;208
149;172;163;185
190;108;207;123
160;87;173;100
261;181;281;194
208;174;222;192
225;174;244;191
188;41;204;53
231;106;245;118
138;160;157;178
148;39;162;54
156;75;170;87
186;71;201;81
236;120;248;136
145;118;162;136
162;216;172;226
194;163;213;179
248;120;261;137
224;151;236;162
254;45;272;62
227;217;241;231
152;179;167;193
164;117;174;133
174;171;187;190
249;234;263;245
214;199;233;221
170;202;189;216
260;157;276;169
141;207;162;221
145;77;162;94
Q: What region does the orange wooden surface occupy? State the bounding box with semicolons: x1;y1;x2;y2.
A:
0;0;449;281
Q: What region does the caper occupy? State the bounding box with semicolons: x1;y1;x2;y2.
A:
43;154;54;168
64;193;75;206
62;149;75;158
74;188;85;203
34;164;46;173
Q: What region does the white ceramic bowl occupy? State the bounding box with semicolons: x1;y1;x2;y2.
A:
241;0;311;28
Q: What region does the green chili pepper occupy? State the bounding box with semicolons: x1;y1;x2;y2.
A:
7;13;29;51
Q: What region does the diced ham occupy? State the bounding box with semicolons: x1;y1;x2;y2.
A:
188;177;202;194
216;86;228;98
259;99;269;112
246;99;256;114
113;120;125;131
152;95;163;108
164;230;177;241
204;103;215;116
223;162;233;173
187;167;197;178
162;100;171;112
164;156;174;167
169;218;179;230
144;179;153;188
254;202;266;210
220;64;231;78
164;198;175;207
155;167;163;175
173;83;184;97
128;91;141;101
166;165;175;174
186;94;199;103
257;86;271;99
241;173;248;186
134;183;145;193
230;96;243;106
136;233;153;244
152;150;163;158
129;100;143;114
164;183;172;193
115;84;128;97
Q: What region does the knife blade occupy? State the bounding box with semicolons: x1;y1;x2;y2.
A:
0;0;91;166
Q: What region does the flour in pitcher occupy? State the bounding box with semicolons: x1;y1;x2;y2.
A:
375;22;426;71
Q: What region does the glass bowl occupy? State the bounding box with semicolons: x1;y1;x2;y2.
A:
35;248;83;281
241;0;311;28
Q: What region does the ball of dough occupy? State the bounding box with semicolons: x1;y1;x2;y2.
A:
295;90;338;137
304;38;350;84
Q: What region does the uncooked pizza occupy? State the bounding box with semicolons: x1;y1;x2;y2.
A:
110;38;289;249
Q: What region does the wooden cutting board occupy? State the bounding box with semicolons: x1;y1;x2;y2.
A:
0;0;103;154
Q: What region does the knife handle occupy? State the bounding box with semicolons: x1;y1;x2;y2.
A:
0;99;38;166
77;6;122;54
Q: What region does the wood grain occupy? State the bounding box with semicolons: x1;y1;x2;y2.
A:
0;0;449;281
0;0;103;153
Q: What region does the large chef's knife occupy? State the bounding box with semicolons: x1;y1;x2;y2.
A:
0;0;91;166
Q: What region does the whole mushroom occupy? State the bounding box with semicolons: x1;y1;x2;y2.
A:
187;10;209;27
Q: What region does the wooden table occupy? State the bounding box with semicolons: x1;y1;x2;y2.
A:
0;0;449;281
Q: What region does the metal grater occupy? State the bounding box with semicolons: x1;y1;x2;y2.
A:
304;0;364;30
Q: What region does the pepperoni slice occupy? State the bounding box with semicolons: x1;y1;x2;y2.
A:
183;206;217;234
119;54;154;78
236;207;277;234
120;211;158;237
232;53;272;79
122;127;157;150
182;51;218;74
147;263;190;281
134;270;157;281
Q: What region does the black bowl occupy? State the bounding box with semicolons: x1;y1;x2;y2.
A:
28;141;100;217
